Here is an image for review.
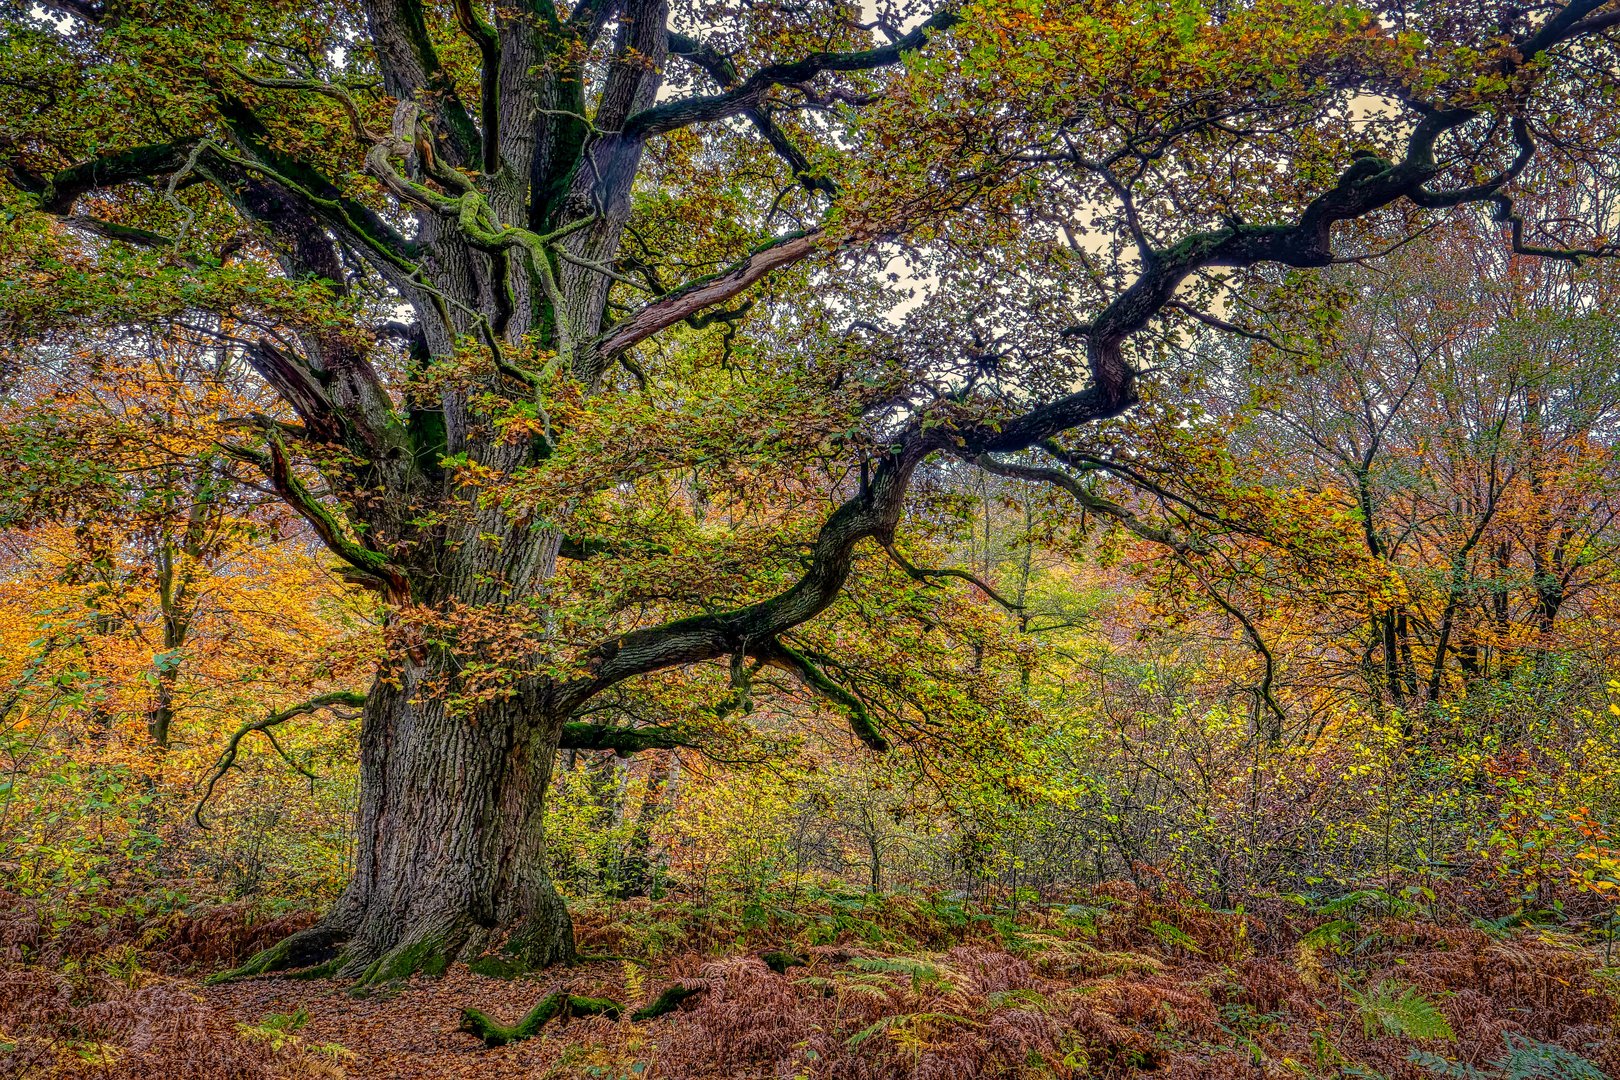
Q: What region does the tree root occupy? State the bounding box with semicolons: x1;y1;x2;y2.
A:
459;982;709;1048
207;916;464;990
459;993;624;1048
205;923;347;985
349;930;458;988
629;982;704;1020
209;911;570;990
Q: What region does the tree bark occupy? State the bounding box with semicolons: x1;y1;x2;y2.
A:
346;673;573;977
220;656;576;983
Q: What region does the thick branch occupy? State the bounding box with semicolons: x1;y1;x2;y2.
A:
767;640;890;750
625;8;959;138
362;0;481;164
1518;0;1620;56
62;215;177;251
596;231;820;358
558;722;693;753
450;0;502;171
260;432;412;601
562;439;928;711
17;141;198;214
243;339;346;444
995;114;1532;448
668;31;839;196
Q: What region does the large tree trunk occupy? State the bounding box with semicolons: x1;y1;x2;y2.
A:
337;672;574;979
220;520;580;983
220;663;576;983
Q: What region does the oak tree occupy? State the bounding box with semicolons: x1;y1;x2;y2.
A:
4;0;1620;982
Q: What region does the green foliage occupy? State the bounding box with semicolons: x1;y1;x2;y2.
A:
1301;918;1359;951
848;955;957;991
1149;920;1205;954
1348;981;1455;1041
845;1012;974;1049
1411;1033;1610;1079
235;1008;309;1051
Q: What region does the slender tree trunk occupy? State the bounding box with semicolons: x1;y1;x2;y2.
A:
147;677;177;748
1396;608;1418;698
615;753;673;899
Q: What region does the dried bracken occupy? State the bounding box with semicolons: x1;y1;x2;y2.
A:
2;884;1615;1079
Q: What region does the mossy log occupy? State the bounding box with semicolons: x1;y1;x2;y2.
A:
760;950;809;974
629;982;705;1020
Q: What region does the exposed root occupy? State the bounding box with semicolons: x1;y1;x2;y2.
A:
204;922;347;985
207;906;576;990
458;981;710;1048
344;924;466;990
459;992;623;1048
287;957;346;980
630;982;705;1020
466;953;534;979
572;952;651;966
460;908;577;979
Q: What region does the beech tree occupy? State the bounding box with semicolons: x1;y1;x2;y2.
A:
4;0;1620;984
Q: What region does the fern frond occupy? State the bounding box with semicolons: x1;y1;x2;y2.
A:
1348;981;1454;1041
846;1014;902;1048
1149;920;1205;954
1409;1049;1487;1078
843;1011;974;1048
1495;1033;1609;1079
1317;890;1383;916
986;988;1050;1012
1302;918;1359;950
849;956;942;980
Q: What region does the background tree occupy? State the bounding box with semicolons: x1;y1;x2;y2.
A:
1202;217;1620;715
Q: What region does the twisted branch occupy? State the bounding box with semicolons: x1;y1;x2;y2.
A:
193;691;368;827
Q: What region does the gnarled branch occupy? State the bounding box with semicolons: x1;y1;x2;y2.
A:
596;231;821;358
767;640;890;750
625;8;958;138
193;691;368;828
880;541;1024;612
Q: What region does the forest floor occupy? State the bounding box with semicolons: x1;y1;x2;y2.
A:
3;883;1617;1079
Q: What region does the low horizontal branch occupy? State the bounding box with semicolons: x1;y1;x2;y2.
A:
558;722;692;754
193;690;367;828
